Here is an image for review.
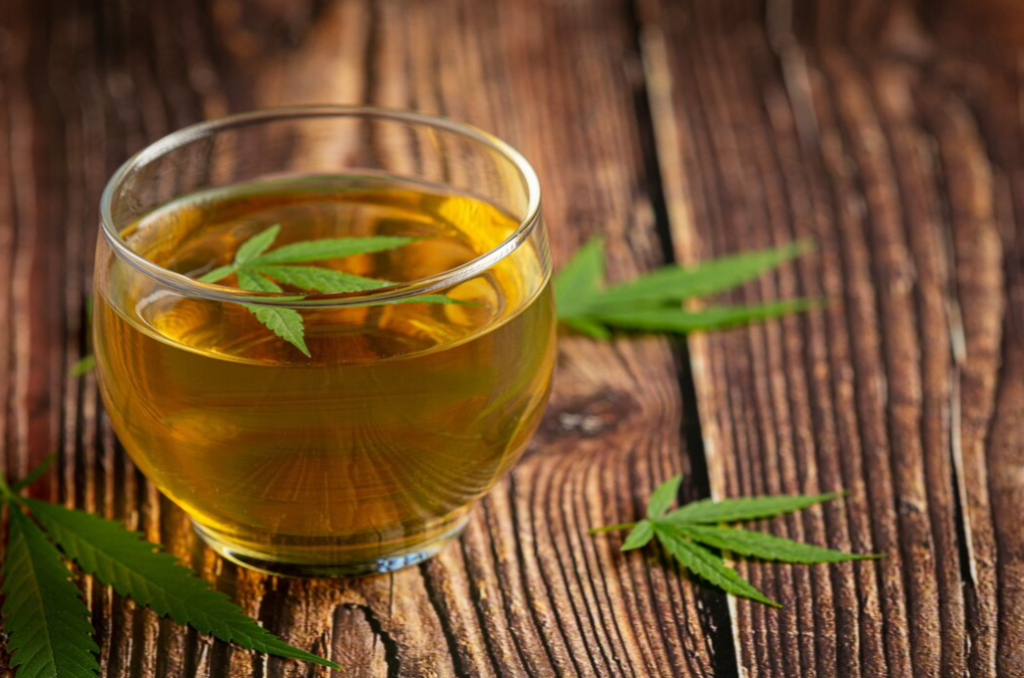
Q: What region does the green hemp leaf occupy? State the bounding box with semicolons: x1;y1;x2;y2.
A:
590;475;879;607
554;238;816;338
2;510;100;678
198;224;470;356
0;457;340;676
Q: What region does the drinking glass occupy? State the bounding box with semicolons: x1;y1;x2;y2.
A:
95;107;555;577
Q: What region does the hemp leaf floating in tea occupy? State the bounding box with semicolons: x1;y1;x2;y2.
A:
554;238;816;338
0;456;340;678
198;224;470;357
589;475;880;607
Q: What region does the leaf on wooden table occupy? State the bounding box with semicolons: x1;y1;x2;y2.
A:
553;237;816;337
676;524;879;563
2;509;100;678
621;520;655;551
653;524;780;607
70;355;96;377
590;478;875;606
646;474;683;518
553;236;605;318
664;492;843;525
590;300;817;334
24;499;340;670
559;316;612;340
11;451;59;493
596;240;813;307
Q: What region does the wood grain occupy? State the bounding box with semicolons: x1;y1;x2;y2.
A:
0;0;728;676
638;0;1024;675
2;0;1023;675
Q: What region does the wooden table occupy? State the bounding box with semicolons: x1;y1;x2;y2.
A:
2;0;1022;675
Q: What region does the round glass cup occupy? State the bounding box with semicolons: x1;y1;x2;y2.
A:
95;107;555;577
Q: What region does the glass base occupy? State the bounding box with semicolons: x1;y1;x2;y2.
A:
192;513;470;578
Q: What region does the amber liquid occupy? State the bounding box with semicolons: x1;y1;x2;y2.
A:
94;176;555;575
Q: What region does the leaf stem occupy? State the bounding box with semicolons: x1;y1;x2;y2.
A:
12;451;58;493
0;472;18;504
588;522;637;535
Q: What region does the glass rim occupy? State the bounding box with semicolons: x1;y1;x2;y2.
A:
99;105;543;308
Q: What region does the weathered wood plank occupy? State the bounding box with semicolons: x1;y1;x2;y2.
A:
639;0;1023;674
0;0;728;676
6;0;1024;675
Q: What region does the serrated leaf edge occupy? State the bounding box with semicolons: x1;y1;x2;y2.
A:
654;525;780;607
23;500;339;669
3;510;100;678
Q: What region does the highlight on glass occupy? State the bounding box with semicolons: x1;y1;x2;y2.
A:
95;107;555;577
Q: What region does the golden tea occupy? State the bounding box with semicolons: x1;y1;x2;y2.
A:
94;175;555;575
